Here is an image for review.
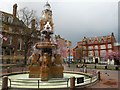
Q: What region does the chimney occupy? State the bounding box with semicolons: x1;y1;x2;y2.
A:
31;19;35;29
13;4;17;19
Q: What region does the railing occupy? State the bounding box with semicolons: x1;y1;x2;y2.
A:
75;71;99;87
7;72;99;89
8;78;69;89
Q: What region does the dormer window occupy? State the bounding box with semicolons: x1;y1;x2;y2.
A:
2;15;5;21
8;17;13;23
101;40;104;43
94;37;98;43
94;39;98;44
101;38;104;43
89;39;92;44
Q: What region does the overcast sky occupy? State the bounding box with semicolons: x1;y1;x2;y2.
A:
0;0;119;47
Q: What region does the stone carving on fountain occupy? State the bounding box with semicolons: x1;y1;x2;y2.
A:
28;2;64;81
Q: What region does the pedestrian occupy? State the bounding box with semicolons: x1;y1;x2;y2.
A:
84;65;87;73
7;67;10;73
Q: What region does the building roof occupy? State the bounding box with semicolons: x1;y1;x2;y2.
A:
1;11;26;28
82;33;116;43
0;11;13;16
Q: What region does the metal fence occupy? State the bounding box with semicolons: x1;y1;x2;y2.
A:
8;78;69;89
7;72;99;89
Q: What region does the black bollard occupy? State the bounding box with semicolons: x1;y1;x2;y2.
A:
115;66;118;70
105;65;107;69
98;71;101;81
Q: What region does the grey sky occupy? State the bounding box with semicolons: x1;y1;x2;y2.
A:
0;0;119;47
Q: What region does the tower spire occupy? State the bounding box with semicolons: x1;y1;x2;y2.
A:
40;2;54;33
44;1;51;10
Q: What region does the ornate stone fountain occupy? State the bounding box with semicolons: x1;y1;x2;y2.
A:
28;2;64;81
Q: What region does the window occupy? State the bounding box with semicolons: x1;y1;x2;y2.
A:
83;51;86;56
8;17;13;23
83;46;86;50
100;50;106;57
88;46;93;50
88;51;93;56
108;50;112;53
95;45;98;49
95;50;98;56
108;38;111;42
108;44;112;48
100;45;106;49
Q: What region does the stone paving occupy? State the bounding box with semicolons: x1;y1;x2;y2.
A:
63;64;119;89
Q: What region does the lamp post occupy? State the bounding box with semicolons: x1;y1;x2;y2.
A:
66;40;71;67
68;47;70;67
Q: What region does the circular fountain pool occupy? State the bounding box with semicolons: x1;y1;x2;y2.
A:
6;72;96;89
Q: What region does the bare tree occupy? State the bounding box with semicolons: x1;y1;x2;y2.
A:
17;7;40;65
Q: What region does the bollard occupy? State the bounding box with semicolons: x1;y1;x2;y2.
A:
2;76;8;90
98;71;101;81
115;66;118;70
105;65;107;69
70;77;75;90
95;65;96;69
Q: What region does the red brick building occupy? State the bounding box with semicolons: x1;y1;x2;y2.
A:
114;42;120;52
0;4;40;64
73;33;116;64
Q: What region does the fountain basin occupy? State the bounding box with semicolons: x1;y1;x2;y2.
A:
1;71;98;89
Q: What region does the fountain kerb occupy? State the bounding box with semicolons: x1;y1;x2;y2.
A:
28;3;64;81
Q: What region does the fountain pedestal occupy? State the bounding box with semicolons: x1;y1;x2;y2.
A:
29;50;64;80
28;34;64;80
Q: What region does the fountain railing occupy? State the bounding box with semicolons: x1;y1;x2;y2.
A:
1;71;100;89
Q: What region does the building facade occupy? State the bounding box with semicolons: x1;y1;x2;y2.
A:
73;33;116;64
0;4;40;65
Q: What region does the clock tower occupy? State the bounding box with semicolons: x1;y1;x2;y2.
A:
40;2;54;33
